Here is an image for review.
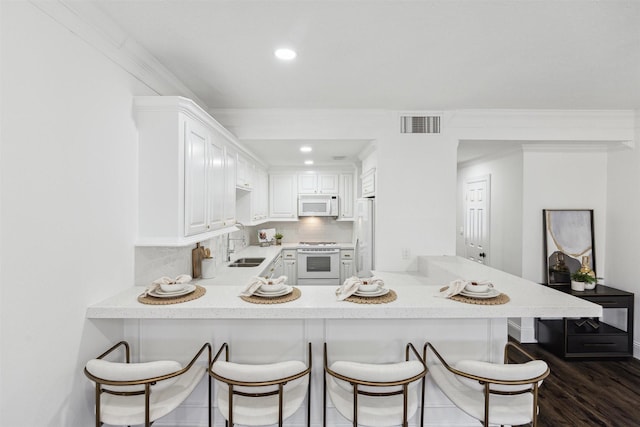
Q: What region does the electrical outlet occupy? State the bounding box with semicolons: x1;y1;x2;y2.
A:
401;248;410;260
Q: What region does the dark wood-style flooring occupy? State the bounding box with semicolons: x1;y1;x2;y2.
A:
515;341;640;427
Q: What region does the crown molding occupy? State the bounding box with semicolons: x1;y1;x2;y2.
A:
30;0;205;107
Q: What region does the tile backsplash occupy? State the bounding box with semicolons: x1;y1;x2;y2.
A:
134;218;353;285
134;234;231;285
249;218;353;245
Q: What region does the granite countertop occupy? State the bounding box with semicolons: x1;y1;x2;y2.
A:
86;255;602;320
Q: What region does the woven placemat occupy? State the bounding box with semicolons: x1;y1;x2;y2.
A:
240;287;301;304
344;289;397;304
439;286;510;305
138;285;206;305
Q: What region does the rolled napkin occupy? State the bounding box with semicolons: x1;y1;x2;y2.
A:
240;276;268;297
439;279;468;298
336;276;362;300
239;275;288;297
144;274;192;296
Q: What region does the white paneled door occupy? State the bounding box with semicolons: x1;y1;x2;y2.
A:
464;175;490;264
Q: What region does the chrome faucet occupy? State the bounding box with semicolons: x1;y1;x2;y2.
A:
226;222;246;262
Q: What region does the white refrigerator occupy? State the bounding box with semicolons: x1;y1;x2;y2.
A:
355;198;375;277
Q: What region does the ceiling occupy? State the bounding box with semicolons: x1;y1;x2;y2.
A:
241;139;373;167
81;0;640;164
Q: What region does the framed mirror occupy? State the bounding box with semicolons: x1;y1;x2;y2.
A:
543;209;595;285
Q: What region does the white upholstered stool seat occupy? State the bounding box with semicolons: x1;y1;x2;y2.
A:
84;341;211;427
208;342;312;427
423;342;549;427
324;343;427;427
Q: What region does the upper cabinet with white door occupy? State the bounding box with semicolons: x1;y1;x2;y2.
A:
269;173;298;219
361;168;376;198
236;153;253;190
338;173;355;220
298;173;339;194
134;96;240;246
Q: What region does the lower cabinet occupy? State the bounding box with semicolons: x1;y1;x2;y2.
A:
340;249;355;284
536;284;634;359
283;250;297;285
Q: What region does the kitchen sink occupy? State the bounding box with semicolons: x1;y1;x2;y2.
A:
227;257;265;267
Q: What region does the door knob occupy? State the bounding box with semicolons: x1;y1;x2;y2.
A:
479;252;486;258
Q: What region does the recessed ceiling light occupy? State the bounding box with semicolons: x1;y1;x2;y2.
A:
304;160;314;165
300;146;312;153
275;48;297;60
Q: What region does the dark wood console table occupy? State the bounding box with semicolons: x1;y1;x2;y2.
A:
536;284;634;359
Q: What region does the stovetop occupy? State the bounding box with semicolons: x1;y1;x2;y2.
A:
299;242;337;246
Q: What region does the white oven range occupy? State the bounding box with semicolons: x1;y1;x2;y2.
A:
297;242;340;285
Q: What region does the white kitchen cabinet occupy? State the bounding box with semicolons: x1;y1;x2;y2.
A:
340;259;354;284
269;173;298;219
206;131;226;231
340;249;355;284
224;147;236;226
298;174;317;194
252;166;268;220
236;154;252;190
298;173;339;194
134;96;239;246
183;119;210;236
361;168;376;198
283;250;297;285
319;174;339;194
338;173;354;220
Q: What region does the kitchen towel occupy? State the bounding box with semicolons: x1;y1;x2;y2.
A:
336;276;385;301
240;275;288;297
144;274;192;296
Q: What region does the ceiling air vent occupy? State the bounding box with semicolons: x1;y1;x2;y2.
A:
400;116;441;134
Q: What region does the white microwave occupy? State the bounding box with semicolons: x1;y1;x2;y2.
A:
298;194;339;217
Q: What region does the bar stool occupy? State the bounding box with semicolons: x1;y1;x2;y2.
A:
324;342;427;427
84;341;211;427
423;341;550;427
208;342;312;426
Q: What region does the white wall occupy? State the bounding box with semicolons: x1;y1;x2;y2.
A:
521;149;609;283
1;3;153;424
605;113;640;357
376;131;458;270
457;150;524;276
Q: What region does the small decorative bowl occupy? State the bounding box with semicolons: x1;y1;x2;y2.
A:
464;282;490;293
160;283;186;293
261;283;285;292
358;283;379;293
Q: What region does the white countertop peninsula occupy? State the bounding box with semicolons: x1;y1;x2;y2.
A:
86;254;601;426
87;255;600;320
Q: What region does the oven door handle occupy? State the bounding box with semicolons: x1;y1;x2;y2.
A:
297;249;340;254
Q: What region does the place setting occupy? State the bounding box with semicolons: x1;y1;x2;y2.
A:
138;274;206;305
239;275;300;304
439;279;509;305
336;276;396;304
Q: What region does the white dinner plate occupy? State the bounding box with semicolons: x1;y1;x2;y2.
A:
254;286;293;298
459;288;500;299
149;284;196;298
354;288;389;297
